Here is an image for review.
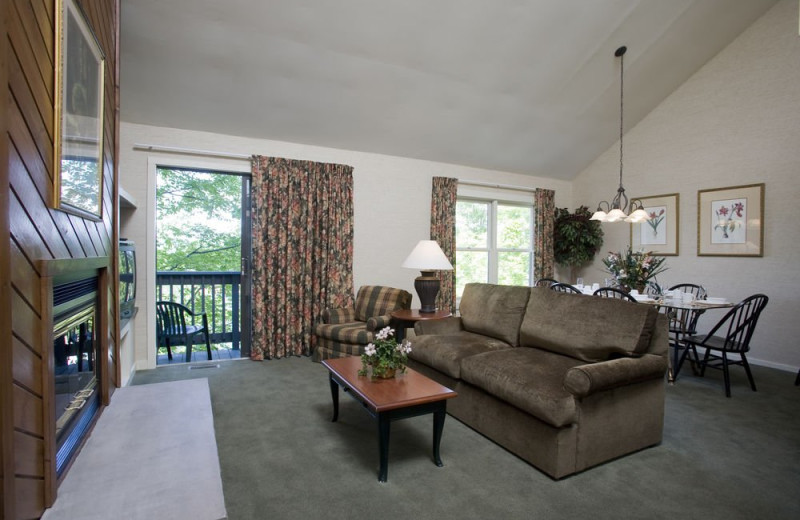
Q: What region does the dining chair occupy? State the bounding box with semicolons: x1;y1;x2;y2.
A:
156;301;213;362
668;283;707;303
592;287;637;303
534;278;559;288
550;282;581;294
663;283;708;380
678;294;768;397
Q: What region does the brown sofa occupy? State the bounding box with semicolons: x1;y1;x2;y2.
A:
408;283;668;479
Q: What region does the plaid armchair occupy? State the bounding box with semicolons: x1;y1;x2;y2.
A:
313;285;412;361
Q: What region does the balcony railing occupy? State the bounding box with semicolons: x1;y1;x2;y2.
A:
155;271;241;351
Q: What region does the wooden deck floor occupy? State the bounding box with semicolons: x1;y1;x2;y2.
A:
156;346;242;365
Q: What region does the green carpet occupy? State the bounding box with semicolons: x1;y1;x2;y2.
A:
132;357;800;520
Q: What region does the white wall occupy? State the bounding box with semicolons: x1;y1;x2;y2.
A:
118;122;572;373
573;0;800;371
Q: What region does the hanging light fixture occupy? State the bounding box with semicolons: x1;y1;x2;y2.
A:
590;46;650;224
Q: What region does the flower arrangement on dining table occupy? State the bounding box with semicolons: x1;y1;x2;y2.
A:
358;326;413;379
602;246;667;293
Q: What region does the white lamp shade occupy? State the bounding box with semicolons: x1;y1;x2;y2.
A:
605;209;627;222
590;210;607;221
401;240;453;271
625;209;650;223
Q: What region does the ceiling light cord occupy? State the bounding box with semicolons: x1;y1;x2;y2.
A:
618;47;624;193
590;45;648;223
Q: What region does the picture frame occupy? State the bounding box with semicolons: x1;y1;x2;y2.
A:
54;0;105;220
630;193;679;256
697;183;764;257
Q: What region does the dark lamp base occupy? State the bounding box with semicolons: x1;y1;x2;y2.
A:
414;271;440;313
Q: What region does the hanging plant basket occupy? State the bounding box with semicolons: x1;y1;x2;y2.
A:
553;206;604;271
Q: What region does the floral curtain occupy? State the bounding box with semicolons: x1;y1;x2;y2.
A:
430;177;457;313
250;156;354;359
534;188;555;282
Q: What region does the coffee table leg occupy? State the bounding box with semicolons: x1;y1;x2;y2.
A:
432;407;446;467
329;375;339;422
378;413;390;482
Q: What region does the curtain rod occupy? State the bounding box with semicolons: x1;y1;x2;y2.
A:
458;179;538;194
133;143;251;161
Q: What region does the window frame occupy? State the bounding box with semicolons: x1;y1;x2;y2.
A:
456;196;534;291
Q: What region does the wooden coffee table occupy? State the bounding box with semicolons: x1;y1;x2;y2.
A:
321;356;457;482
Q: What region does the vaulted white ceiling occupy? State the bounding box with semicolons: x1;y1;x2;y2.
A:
120;0;777;180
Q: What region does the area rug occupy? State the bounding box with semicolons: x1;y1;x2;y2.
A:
42;378;227;520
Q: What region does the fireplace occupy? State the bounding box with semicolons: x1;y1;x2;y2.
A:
52;275;101;477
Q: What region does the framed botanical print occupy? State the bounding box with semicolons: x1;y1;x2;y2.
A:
630;193;679;256
54;0;105;220
697;184;764;257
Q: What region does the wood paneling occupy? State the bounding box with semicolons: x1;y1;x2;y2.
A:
11;0;54;98
2;0;15;517
12;384;43;437
14;478;45;520
14;432;44;478
12;337;42;396
4;0;119;516
9;239;41;311
10;290;41;358
7;1;53;142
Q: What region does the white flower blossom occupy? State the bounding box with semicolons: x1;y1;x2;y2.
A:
364;344;376;356
375;327;393;341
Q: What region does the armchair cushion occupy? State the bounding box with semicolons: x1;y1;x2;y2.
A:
354;285;412;322
314;322;372;345
321;307;356;324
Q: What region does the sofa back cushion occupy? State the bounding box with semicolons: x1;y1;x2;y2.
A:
459;283;531;347
520;287;659;362
354;286;412;322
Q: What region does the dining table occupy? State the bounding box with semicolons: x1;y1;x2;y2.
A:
641;297;735;383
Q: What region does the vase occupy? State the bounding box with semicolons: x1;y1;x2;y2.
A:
620;284;646;294
374;367;396;379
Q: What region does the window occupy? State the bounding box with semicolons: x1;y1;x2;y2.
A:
455;198;533;297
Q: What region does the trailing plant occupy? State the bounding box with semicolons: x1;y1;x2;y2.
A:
553;206;604;271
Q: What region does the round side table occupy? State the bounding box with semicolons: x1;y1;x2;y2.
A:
390;309;452;342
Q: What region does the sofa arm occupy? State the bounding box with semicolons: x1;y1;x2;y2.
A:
321;307;356;324
563;354;667;398
414;317;464;336
366;314;393;332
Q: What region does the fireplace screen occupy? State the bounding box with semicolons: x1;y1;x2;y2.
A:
52;280;100;476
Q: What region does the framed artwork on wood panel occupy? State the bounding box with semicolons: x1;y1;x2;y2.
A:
54;0;106;220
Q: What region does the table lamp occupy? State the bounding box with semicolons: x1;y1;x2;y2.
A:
401;240;453;313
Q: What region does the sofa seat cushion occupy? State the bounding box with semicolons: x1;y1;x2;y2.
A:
314;322;371;346
520;287;659;362
409;332;513;379
459;283;531;347
460;348;584;428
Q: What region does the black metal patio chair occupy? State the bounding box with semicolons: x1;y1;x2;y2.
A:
156;301;212;362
